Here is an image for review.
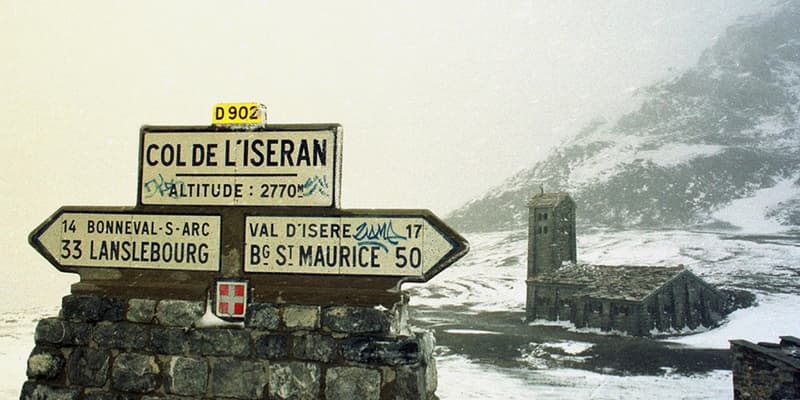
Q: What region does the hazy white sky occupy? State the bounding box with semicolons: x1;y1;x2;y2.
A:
0;1;774;305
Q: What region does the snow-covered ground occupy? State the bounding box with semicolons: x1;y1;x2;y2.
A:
437;351;733;400
0;307;57;399
408;227;799;399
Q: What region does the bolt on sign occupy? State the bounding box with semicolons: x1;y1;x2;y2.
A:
138;124;342;207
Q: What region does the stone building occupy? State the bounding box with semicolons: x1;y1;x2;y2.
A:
730;336;800;399
525;192;727;336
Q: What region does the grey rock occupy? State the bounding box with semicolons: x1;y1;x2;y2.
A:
165;356;207;396
245;303;281;330
325;366;381;400
425;356;438;395
34;318;65;345
155;300;204;327
62;295;125;322
209;358;268;399
291;333;337;363
342;336;421;366
26;348;65;379
127;299;157;323
322;306;391;334
34;318;91;346
84;392;138;400
388;365;428;400
251;332;289;359
416;330;436;361
151;326;187;355
188;328;249;356
20;381;80;400
67;347;110;387
282;305;320;330
93;322;149;349
268;361;320;400
65;321;92;346
111;352;159;393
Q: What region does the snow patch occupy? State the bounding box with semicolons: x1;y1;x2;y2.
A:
566;134;726;190
443;329;502;335
711;174;800;233
566;133;646;189
517;341;595;368
668;294;800;349
541;340;594;355
635;143;725;168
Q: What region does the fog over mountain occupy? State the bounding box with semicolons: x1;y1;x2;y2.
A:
448;2;800;232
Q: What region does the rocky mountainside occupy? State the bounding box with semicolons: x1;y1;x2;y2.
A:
448;2;800;232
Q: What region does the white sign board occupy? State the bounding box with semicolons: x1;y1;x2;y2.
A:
244;214;465;279
139;126;341;207
30;209;221;271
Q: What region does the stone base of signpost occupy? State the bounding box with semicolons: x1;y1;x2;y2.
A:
20;294;437;400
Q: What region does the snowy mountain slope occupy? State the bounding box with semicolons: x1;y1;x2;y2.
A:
448;1;800;232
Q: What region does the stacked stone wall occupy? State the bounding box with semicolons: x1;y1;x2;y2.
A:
21;294;436;400
731;339;800;400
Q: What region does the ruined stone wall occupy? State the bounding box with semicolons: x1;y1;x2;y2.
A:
731;339;800;400
21;294;436;400
529;273;726;336
525;283;537;322
525;283;580;323
641;274;725;334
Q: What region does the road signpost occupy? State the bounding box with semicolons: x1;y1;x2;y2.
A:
25;103;469;400
29;104;468;309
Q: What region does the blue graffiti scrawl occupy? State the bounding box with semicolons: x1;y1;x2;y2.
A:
354;221;407;252
303;175;330;197
143;174;183;198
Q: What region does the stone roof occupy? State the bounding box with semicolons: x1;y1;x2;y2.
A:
528;192;573;208
530;264;686;302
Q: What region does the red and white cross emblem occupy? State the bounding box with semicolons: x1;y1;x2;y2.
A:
214;280;249;320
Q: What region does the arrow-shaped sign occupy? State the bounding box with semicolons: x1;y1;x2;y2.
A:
29;207;221;273
243;210;468;282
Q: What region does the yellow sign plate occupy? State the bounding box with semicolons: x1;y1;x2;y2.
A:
212;103;266;125
32;211;221;271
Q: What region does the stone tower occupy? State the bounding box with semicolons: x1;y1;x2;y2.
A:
526;191;576;321
527;192;576;277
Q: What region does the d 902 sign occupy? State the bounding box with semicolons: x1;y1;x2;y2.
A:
212;102;265;125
